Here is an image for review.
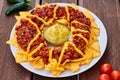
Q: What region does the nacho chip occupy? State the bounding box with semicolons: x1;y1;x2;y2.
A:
90;47;100;57
15;50;27;63
84;47;93;58
90;27;100;36
45;59;57;70
35;4;42;8
64;62;80;72
90;22;100;36
29;57;44;69
6;32;19;48
56;19;68;25
90;40;100;52
83;9;95;22
70;3;79;10
51;67;64;76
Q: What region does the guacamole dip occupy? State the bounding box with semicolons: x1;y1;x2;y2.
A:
44;23;69;45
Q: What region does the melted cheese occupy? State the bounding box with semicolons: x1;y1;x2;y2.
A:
25;18;42;53
28;43;43;56
66;42;85;57
65;6;70;21
57;41;85;66
54;5;59;19
73;34;88;44
18;12;53;25
70;26;89;36
57;42;68;66
71;20;89;27
27;33;41;53
15;16;42;53
15;16;41;33
49;47;54;62
27;18;41;33
34;16;54;25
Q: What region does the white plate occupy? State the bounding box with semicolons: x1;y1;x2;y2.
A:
9;3;107;77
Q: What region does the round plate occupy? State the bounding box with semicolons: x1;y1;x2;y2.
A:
9;3;107;77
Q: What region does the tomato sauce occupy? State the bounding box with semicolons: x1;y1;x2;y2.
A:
68;7;91;26
73;36;86;51
31;5;56;19
33;45;50;64
15;19;38;51
61;45;82;63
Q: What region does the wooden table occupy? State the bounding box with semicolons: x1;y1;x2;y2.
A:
0;0;120;80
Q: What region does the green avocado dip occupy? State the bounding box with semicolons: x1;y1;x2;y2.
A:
44;23;69;45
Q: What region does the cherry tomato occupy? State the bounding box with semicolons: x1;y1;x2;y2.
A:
98;74;111;80
111;70;120;80
100;63;113;75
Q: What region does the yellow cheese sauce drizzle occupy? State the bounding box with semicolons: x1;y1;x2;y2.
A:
57;42;68;66
34;16;54;25
49;47;54;62
15;16;42;53
54;5;59;19
28;43;43;57
71;20;89;27
24;18;42;53
27;33;41;53
21;12;53;25
57;42;85;66
72;34;88;44
65;6;70;21
70;26;89;36
66;42;85;57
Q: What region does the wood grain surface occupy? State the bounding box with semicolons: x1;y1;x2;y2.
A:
0;0;120;80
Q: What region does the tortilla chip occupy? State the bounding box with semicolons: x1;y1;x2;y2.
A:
45;2;50;6
81;58;92;64
56;19;68;25
29;57;44;69
15;50;27;63
90;22;100;36
35;3;42;8
45;59;64;76
84;47;93;58
63;62;80;72
6;32;19;48
91;22;99;28
90;47;100;57
70;3;79;10
45;59;57;70
90;40;100;52
89;30;98;43
83;9;95;22
51;67;64;76
19;12;31;17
